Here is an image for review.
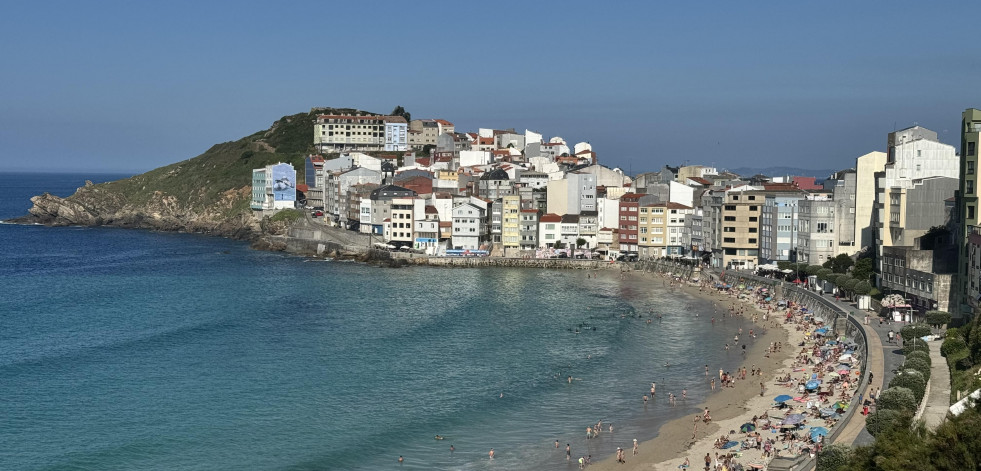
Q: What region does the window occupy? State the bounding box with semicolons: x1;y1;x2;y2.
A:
748;238;757;244
725;205;736;211
724;216;736;221
732;196;739;200
724;237;736;243
969;161;975;175
969;180;975;195
724;227;736;232
970;205;976;220
748;217;758;222
748;227;757;233
749;206;757;211
748;195;756;200
970;141;977;157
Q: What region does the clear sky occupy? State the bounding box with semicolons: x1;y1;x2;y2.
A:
1;0;978;174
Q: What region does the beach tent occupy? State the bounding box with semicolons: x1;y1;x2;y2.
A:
782;414;805;425
773;395;793;403
805;380;821;390
809;427;829;441
740;423;756;433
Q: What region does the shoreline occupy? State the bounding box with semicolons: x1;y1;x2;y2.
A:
588;269;801;470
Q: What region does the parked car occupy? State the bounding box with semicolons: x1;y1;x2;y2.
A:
313;211;324;217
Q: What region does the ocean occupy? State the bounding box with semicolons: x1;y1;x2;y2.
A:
0;173;760;470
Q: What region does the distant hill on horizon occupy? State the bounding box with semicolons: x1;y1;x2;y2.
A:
725;166;840;179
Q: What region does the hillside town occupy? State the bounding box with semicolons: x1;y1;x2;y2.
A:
250;109;981;324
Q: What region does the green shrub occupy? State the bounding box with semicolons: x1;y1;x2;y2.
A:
865;409;911;437
268;209;302;223
945;327;960;339
903;358;931;381
956;356;974;370
817;268;833;281
853;281;872;295
941;336;968;357
901;324;933;342
889;370;926;403
905;350;931;365
816;443;852;471
903;339;930;355
875;387;917;413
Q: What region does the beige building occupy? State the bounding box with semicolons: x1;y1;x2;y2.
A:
385;197;416;247
676;165;718;183
854;151;887;251
408;119;454;149
502;195;522;253
314;114;407;152
720;188;765;269
637;202;693;258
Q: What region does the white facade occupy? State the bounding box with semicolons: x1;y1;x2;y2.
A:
597;197;621;230
451;202;486;250
313;115;408;152
384;121;408;151
251;163;296;211
459;150;492;167
668;181;695;207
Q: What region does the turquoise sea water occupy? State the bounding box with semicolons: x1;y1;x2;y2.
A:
0;173;761;470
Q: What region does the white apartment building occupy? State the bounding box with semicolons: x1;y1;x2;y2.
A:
546;172;597;215
451;202;486;250
314;115;408;152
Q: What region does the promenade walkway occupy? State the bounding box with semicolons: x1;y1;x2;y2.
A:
834;315;884;446
919;340;952;430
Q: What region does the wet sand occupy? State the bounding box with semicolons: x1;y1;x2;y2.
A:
588;269;805;470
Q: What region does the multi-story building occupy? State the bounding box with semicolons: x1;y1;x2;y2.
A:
546;172;597;216
797;197;836;265
478;169;514;200
347;183;379;230
578;211;599;249
539;213;563;248
829;170;858;256
760;193;806;263
313;114;408;152
414;205;441;254
957;108;981;321
360;184;416;235
451;202;486;250
560;214;580;248
408;119;454;150
618;193;642;254
384;197;415;248
519;209;540;251
325;167;382;225
251;162;296;211
875;126;958;265
304;155;326;209
501;195;522;253
855;151;888;251
719;187;764;269
880;235;956;317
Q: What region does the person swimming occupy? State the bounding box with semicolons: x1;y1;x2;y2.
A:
435;435;444;440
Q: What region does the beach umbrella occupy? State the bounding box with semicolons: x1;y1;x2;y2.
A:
838;354;853;362
722;441;740;449
805;380;821;390
740;423;756;433
782;414;805;425
837;369;850;375
814;317;825;324
835;401;849;410
815;327;829;334
773;395;793;403
819;408;836;417
810;427;830;440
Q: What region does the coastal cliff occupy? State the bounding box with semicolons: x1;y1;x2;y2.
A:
10;107;376;240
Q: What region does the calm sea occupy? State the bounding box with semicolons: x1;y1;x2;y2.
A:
0;173;760;470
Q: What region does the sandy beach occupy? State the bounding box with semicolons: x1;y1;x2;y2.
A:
586;268;827;471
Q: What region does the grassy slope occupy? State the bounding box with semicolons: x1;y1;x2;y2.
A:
80;107;374;217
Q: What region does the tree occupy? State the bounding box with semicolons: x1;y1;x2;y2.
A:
906;350;932;365
816;443;852;471
901;324;933;342
889;369;926;403
829;253;855;273
853;281;872;295
926;310;952;329
865;409;911;437
904;358;932;382
553;241;566;249
576;238;586;249
876;387;917;413
390;105;411;122
806;264;824;276
817;268;833;281
851;258;874;283
840;277;859;293
825;273;841;286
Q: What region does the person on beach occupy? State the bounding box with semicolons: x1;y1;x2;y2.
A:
567;444;571;460
633;438;639;455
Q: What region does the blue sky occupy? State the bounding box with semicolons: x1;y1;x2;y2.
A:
1;1;978;174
